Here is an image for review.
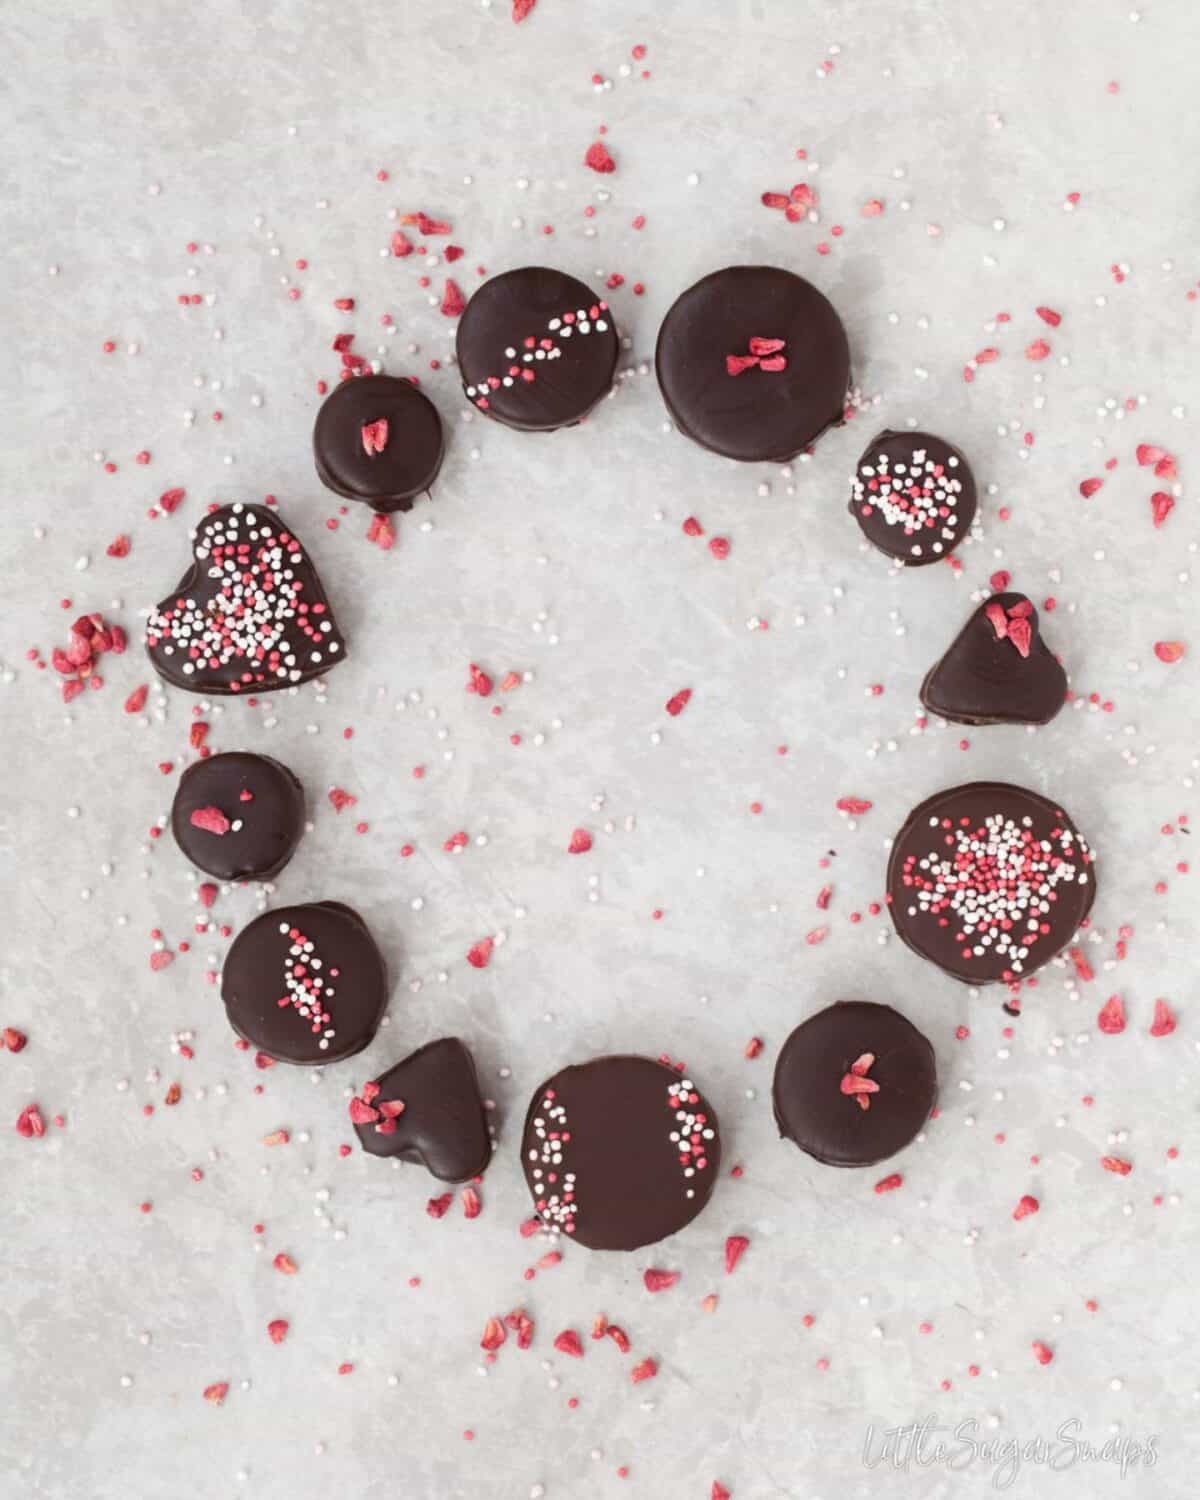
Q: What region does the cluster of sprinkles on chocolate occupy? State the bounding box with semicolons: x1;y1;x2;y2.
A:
277;922;337;1050
848;430;978;564
462;301;612;408
144;503;344;694
526;1086;578;1235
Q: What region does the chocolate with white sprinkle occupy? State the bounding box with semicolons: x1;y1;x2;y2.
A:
848;430;977;564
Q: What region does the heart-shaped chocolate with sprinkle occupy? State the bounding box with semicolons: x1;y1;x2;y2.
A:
351;1037;492;1183
921;592;1067;726
145;502;346;695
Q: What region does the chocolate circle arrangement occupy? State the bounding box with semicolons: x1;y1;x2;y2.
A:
350;1037;492;1183
170;751;305;882
222;901;388;1065
522;1055;720;1251
145;503;346;695
772;1001;937;1168
921;592;1068;727
654;265;850;462
455;265;619;432
887;782;1096;985
313;374;445;514
848;429;977;565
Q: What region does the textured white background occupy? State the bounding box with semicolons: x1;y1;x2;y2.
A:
1;1;1198;1496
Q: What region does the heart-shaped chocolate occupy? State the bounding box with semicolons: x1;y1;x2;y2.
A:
145;502;347;695
350;1037;492;1183
921;592;1067;726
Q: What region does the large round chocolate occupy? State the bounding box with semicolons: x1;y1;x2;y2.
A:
848;429;977;565
655;265;849;462
351;1037;492;1183
920;592;1067;726
171;751;304;881
144;503;346;696
455;266;618;432
222;902;388;1065
521;1055;720;1252
773;1001;936;1168
887;783;1096;985
313;375;444;514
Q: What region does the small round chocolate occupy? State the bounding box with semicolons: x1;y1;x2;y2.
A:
887;782;1096;985
222;902;388;1065
313;374;444;513
351;1037;492;1183
455;266;619;432
655;265;850;462
773;1001;936;1168
521;1055;720;1251
848;429;977;565
920;592;1067;727
171;751;304;882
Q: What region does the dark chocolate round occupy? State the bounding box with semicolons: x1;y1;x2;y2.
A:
171;751;304;882
773;1001;936;1168
222;902;388;1065
313;374;444;514
521;1055;720;1252
351;1037;492;1183
655;265;850;462
920;592;1067;726
848;429;977;565
145;503;347;696
887;782;1096;985
455;266;618;432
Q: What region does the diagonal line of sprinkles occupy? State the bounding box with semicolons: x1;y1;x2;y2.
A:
278;921;338;1050
145;503;344;692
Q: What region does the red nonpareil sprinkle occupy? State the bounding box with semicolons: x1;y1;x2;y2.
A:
724;1234;750;1274
1101;1156;1133;1176
3;1028;28;1052
744;1036;764;1060
1024;339;1051;360
426;1192;453;1219
682;516;704;536
467;662;494;697
361;418;389;456
630;1357;657;1384
1150;491;1175;528
665;688;692;716
1149;998;1177;1037
189;806;230;836
159;487;186;514
512;0;536;20
584;141;616;173
1013;1194;1039;1221
203;1382;229;1406
1079;477;1104;498
461;1185;482;1218
16;1104;45;1138
107;534;131;558
124;684;149;714
480;1317;507;1351
708;536;730;560
553;1329;584;1358
466;937;494;969
874;1173;903;1194
567;828;593;854
836;796;872;815
1154;641;1185;663
328;787;357;813
273;1252;298;1274
1031;1342;1054;1366
1097;995;1126;1034
643;1267;680;1293
441;279;466;317
267;1319;289;1345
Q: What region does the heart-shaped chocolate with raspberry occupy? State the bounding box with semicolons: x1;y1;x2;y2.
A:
350;1037;492;1183
145;502;346;695
920;592;1066;726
